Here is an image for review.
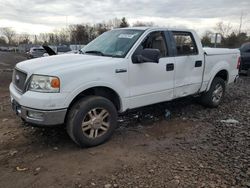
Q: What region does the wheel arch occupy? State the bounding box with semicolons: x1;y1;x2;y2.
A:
206;69;229;92
67;86;122;113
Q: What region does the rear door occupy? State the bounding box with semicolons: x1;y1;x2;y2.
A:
170;31;204;98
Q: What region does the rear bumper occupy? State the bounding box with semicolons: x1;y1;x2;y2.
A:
11;98;67;126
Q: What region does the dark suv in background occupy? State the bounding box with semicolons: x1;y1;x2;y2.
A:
240;42;250;76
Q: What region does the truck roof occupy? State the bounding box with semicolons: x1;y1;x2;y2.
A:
115;27;195;33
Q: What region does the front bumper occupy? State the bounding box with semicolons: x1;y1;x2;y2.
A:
11;98;67;126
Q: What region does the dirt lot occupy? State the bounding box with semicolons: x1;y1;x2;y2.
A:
0;51;249;188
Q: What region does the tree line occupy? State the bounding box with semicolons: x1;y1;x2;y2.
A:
0;17;154;46
201;22;250;48
0;18;249;48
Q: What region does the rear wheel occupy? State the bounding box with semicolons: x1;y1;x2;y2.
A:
199;77;226;108
66;96;118;147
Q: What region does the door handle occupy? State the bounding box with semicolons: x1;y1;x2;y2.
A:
166;63;174;71
195;60;202;67
115;68;127;73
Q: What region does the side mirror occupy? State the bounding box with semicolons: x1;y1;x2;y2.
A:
132;48;160;64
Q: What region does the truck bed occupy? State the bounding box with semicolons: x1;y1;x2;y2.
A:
201;48;240;92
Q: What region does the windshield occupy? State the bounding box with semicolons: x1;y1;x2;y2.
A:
81;29;144;57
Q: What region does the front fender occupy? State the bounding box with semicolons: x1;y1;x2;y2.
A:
63;81;128;112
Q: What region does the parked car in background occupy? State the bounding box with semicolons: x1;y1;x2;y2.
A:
43;45;72;56
239;42;250;76
57;45;72;54
0;46;18;52
26;47;46;59
0;46;9;51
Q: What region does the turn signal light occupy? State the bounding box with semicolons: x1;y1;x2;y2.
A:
51;78;60;88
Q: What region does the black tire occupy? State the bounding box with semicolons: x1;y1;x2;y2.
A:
66;96;118;147
199;77;226;108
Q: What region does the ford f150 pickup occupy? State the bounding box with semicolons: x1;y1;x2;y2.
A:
10;27;240;147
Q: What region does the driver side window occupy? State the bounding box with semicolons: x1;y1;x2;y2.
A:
141;31;168;57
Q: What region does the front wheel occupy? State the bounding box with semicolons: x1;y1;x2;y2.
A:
199;77;226;108
66;96;118;147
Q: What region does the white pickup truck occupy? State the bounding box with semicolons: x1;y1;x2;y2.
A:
10;27;240;147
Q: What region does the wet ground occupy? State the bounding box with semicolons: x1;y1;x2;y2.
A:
0;51;249;188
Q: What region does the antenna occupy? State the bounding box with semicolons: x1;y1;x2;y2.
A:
66;16;68;28
239;11;243;34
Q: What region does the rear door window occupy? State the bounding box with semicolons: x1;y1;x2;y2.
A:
172;32;198;56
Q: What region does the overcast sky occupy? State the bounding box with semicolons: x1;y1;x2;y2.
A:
0;0;249;35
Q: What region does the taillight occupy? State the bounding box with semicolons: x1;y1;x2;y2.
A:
237;57;241;69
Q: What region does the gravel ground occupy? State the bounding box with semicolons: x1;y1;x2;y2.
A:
0;52;249;188
89;77;250;188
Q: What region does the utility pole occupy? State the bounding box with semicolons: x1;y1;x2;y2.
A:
66;16;68;28
238;12;243;35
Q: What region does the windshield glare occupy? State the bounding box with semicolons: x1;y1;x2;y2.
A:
82;29;144;57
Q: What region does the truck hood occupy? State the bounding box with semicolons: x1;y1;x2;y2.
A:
16;54;116;75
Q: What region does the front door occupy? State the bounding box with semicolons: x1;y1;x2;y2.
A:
128;31;175;109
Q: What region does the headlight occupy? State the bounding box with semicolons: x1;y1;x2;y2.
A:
28;75;60;93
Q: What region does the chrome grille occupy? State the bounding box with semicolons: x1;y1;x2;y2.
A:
12;69;27;93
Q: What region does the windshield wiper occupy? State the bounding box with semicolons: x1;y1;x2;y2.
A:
106;54;123;58
84;50;104;56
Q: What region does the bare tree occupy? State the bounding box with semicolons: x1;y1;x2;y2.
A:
94;23;109;36
0;36;7;45
214;22;232;37
0;27;16;45
106;18;122;29
18;33;30;44
119;17;129;28
201;30;213;47
38;33;58;45
39;33;50;44
69;24;90;44
54;28;70;44
34;35;37;44
133;21;155;27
